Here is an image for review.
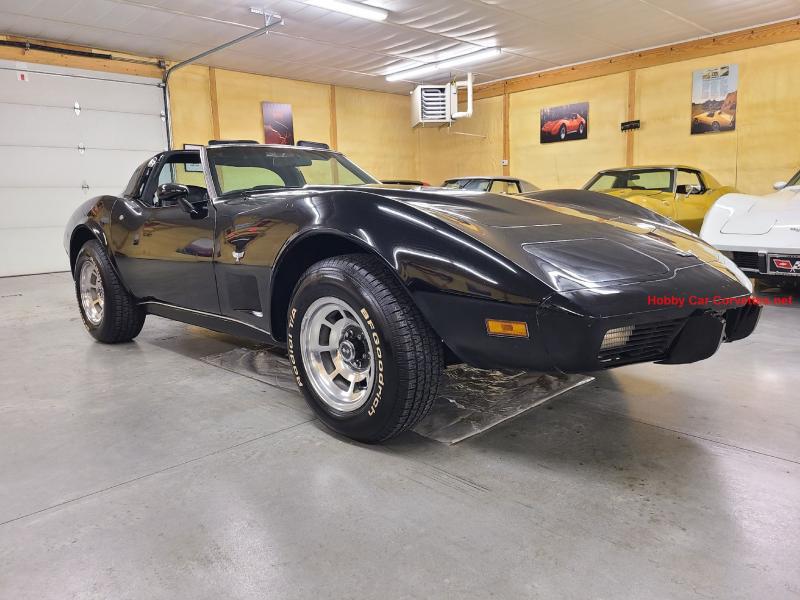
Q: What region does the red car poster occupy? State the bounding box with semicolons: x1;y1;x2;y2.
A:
540;101;589;143
262;102;295;145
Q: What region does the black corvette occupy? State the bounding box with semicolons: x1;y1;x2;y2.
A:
65;142;760;442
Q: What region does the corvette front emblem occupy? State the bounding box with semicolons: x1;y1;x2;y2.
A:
773;258;800;271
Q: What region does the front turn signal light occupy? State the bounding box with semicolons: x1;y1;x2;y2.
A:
485;319;529;338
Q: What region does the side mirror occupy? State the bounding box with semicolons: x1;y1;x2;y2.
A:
773;181;787;190
157;182;189;204
676;184;701;196
156;183;197;216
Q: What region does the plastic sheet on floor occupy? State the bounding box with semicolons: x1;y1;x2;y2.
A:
202;347;593;444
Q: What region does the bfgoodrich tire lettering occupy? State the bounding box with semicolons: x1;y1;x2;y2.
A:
74;239;145;343
287;254;443;443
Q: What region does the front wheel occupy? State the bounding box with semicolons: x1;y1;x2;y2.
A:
287;254;443;443
74;239;145;343
559;125;567;140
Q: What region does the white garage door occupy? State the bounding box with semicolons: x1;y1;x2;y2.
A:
0;59;167;277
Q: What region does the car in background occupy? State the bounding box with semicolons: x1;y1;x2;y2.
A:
442;176;539;195
541;112;586;141
693;109;735;132
700;168;800;290
381;179;430;188
584;166;734;233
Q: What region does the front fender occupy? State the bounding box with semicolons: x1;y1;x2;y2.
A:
64;195;118;273
280;190;544;305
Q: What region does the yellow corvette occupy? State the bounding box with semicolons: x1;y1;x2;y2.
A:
583;166;734;233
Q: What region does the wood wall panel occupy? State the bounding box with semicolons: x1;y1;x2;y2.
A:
417;96;504;186
509;73;629;190
334;87;418;180
168;65;214;150
212;70;332;146
635;39;800;194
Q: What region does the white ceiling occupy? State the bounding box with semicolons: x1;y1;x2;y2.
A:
1;0;799;93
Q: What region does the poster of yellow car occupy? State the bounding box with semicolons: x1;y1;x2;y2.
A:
583;166;735;233
691;64;738;134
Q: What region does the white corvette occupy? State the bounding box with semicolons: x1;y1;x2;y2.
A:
700;169;800;288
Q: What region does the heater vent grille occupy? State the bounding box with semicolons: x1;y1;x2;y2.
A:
411;84;452;127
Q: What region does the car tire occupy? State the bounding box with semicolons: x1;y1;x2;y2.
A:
559;125;566;140
712;121;720;131
74;239;145;343
579;123;585;136
287;254;443;443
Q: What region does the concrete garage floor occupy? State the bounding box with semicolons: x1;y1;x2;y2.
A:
1;273;798;599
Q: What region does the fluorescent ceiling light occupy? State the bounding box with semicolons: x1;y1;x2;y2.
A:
386;47;502;82
303;0;389;22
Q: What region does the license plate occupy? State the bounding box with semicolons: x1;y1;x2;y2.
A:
767;254;800;275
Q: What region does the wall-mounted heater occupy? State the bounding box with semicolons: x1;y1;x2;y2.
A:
411;73;474;127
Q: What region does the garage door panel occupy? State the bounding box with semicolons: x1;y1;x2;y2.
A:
0;147;85;188
79;111;166;151
0;104;83;148
0;61;165;275
80;150;156;187
0;65;164;115
0;227;68;276
0;188;97;230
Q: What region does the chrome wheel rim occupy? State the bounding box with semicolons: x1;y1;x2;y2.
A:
79;259;104;325
300;297;375;412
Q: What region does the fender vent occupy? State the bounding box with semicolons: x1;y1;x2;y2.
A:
226;272;263;313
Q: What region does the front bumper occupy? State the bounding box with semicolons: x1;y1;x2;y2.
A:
414;285;761;374
724;250;800;279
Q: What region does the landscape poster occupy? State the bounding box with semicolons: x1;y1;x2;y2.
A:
691;64;738;134
262;102;294;145
540;101;589;143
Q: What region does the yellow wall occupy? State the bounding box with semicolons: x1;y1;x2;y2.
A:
168;65;214;150
498;38;800;195
509;73;629;190
334;86;418;179
168;67;417;180
417;96;504;185
634;39;800;194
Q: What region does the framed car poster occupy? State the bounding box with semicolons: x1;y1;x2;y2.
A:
262;102;295;145
540;102;589;143
691;64;738;134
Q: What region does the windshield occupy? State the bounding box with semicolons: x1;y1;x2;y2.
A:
443;178;491;192
586;169;675;193
787;169;800;187
207;145;378;196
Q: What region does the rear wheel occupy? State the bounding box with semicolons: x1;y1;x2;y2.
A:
287;254;443;443
74;239;145;343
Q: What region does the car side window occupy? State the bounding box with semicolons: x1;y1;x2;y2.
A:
676;170;705;193
149;155;207;206
489;180;507;194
